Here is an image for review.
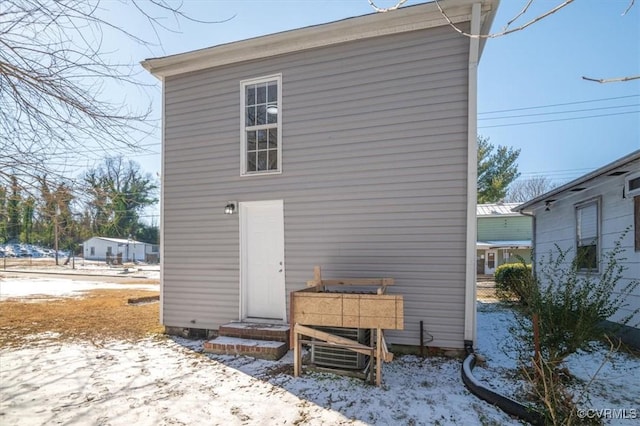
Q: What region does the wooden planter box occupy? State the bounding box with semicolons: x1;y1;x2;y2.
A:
291;289;403;330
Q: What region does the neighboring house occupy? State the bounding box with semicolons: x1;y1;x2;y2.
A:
476;202;532;275
515;150;640;347
83;237;149;263
141;0;500;350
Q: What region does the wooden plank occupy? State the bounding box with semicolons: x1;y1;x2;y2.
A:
396;298;404;330
294;294;342;315
306;265;324;288
289;290;295;348
376;328;382;386
294;312;343;327
292;291;404;330
295;324;374;357
380;332;393;362
294;324;301;377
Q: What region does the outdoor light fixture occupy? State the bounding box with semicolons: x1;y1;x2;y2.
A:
224;201;237;215
266;105;278;115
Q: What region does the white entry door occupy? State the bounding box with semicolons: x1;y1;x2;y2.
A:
240;200;286;321
485;250;497;275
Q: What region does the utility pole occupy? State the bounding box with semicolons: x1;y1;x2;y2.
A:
54;205;60;266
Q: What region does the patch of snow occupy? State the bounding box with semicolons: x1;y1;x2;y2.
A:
223;322;290;331
0;277;159;301
209;336;285;348
1;293;637;425
0;337;523;425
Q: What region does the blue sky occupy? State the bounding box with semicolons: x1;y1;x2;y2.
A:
120;0;639;189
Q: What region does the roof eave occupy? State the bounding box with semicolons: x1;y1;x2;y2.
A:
513;149;640;214
141;0;500;79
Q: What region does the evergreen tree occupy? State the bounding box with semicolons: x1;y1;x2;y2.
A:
477;136;520;203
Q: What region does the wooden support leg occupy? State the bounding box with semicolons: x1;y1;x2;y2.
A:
293;324;301;377
376;327;382;387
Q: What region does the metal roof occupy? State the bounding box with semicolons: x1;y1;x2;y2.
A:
477;240;532;249
477;203;522;217
85;237;147;245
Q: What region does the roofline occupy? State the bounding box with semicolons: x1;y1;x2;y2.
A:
88;237;148;244
477;212;524;217
514;149;640;213
141;0;500;79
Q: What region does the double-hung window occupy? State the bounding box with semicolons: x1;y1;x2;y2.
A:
575;199;600;272
240;74;282;175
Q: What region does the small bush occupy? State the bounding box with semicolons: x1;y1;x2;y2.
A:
494;262;532;304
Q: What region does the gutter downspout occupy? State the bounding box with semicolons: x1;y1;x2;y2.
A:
463;2;481;346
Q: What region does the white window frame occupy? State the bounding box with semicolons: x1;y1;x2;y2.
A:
626;171;640;197
240;74;282;176
575;198;600;272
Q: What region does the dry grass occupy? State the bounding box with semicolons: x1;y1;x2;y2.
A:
0;289;163;348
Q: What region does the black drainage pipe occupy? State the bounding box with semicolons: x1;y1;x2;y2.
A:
461;344;545;426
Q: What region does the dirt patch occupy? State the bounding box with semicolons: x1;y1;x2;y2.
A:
128;295;160;305
0;289;163;348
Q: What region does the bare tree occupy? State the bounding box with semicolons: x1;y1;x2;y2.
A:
371;0;634;39
507;176;557;203
0;0;230;190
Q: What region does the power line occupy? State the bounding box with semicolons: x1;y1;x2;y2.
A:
478;110;639;129
479;94;640;115
478;103;639;121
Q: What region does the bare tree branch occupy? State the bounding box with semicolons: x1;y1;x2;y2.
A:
367;0;408;13
0;0;230;192
623;0;635;15
435;0;576;39
582;75;640;84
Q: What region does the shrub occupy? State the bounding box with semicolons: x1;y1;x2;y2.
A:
510;230;639;425
494;262;532;304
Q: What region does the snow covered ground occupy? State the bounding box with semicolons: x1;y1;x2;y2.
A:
1;258;160;279
0;280;638;425
0;277;159;301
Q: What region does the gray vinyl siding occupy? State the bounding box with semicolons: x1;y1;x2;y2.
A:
162;24;471;348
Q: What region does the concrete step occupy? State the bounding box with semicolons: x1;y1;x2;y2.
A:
218;322;290;343
203;336;288;360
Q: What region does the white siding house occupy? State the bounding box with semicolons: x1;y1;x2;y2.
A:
83;237;147;263
515;150;640;347
141;0;500;350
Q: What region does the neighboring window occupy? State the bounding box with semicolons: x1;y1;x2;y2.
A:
487;252;495;269
90;247;95;256
240;74;282;175
106;246;113;256
626;171;640;197
576;200;599;271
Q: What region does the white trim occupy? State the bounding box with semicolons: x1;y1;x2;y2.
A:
464;2;481;345
574;197;601;273
240;74;283;176
626;171;640;197
141;0;499;78
159;76;166;324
